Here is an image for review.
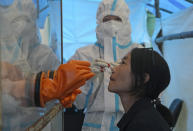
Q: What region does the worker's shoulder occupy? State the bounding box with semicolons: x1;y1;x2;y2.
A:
76;44;99;54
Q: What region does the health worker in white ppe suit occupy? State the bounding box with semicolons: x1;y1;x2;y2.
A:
0;0;94;130
71;0;143;130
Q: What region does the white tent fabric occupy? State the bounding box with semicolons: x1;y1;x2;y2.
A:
62;0;99;61
0;0;14;6
147;0;192;18
153;6;193;131
127;0;150;45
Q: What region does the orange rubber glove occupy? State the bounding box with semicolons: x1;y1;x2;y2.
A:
60;89;82;108
34;60;95;107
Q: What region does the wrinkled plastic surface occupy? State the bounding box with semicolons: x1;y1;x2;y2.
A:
0;0;61;130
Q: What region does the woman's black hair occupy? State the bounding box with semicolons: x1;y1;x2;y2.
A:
129;48;174;127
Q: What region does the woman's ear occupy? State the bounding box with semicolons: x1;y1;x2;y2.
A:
144;73;150;84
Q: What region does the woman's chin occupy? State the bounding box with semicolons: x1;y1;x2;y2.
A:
108;86;116;93
108;86;113;92
108;81;118;93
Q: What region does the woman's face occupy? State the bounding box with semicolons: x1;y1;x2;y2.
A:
108;53;134;94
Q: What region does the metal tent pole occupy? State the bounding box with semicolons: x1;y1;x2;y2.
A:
155;31;193;43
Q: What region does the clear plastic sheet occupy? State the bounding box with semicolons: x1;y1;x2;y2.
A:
0;0;61;130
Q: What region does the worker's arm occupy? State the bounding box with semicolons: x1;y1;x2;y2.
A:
1;60;94;108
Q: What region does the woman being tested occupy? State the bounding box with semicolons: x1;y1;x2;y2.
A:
108;48;173;131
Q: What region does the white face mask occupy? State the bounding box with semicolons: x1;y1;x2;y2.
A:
96;20;131;45
102;21;122;37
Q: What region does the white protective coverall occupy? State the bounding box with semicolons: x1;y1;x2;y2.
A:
71;0;142;130
0;0;60;130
